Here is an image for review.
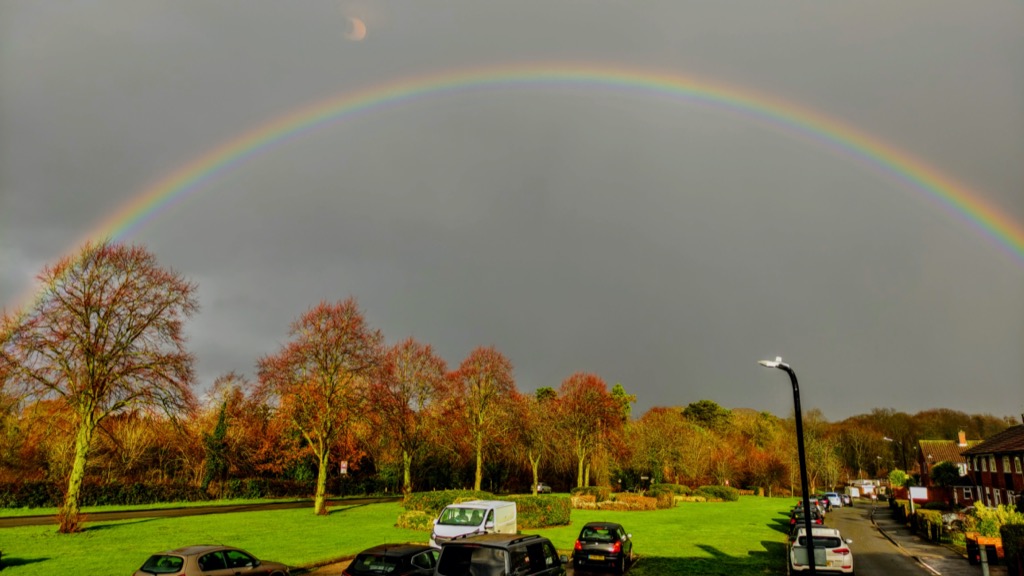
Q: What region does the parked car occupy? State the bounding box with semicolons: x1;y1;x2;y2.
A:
133;545;290;576
789;507;824;527
534;482;553;494
572;521;634;574
789;527;854;573
435;533;566;576
343;544;438;576
813;494;832;512
824;492;843;508
840;493;852;506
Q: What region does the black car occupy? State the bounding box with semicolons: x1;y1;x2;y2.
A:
436;533;566;576
572;522;633;574
343;544;439;576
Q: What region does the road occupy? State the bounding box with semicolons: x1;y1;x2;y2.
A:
0;496;402;528
825;503;932;576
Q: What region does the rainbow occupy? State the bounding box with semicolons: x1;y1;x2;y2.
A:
11;61;1024;311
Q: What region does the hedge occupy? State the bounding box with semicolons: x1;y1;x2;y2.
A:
570;486;611;503
694;485;739;502
0;481;211;508
402;490;494;515
649;483;690;496
504;495;571;528
397;492;571;530
1000;524;1024;576
915;509;944;542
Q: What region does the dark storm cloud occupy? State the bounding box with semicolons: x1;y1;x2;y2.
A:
2;0;1022;420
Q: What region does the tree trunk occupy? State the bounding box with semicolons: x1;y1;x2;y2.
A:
314;447;330;515
60;414;97;533
584;462;591;487
577;453;586;488
402;450;413;495
529;452;541;495
474;430;483;491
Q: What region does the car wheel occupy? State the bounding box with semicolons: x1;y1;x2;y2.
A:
617;555;626;574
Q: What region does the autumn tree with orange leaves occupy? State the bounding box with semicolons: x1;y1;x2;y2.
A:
0;241;198;532
257;298;383;515
453;347;517;491
371;338;449;495
556;373;623;488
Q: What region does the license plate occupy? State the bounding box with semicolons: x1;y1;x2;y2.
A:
589;555;605;561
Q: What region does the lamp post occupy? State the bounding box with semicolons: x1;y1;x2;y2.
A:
759;356;816;575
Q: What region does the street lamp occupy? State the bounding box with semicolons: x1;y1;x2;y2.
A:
759;356;817;575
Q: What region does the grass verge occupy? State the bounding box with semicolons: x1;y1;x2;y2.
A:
0;496;793;575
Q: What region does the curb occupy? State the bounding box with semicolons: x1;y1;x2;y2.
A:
870;505;946;576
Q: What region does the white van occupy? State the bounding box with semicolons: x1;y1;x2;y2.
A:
429;500;517;548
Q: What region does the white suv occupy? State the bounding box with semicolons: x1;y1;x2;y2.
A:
789;527;854;573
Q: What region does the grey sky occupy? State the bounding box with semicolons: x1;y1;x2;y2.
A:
2;1;1022;421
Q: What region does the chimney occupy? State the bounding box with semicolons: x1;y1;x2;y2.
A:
958;430;967;447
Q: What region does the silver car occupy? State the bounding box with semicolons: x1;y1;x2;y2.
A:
134;545;290;576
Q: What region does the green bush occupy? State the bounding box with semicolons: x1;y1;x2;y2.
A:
1000;523;1024;573
649;483;690;496
694;485;739;502
570;486;611;503
395;510;435;531
916;509;944;542
402;490;494;515
965;502;1024;538
504;495;571;528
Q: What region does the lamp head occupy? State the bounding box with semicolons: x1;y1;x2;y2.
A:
758;356;786;369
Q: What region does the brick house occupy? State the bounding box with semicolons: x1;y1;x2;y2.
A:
918;430;980;487
961;424;1024;508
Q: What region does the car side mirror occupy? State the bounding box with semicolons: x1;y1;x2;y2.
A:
626;534;632;539
845;538;853;544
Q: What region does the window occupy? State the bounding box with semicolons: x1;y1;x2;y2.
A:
1016;457;1022;474
412;550;439;570
990;456;997;471
995;489;1002;506
198;552;227;571
963;487;973;500
224;550;255;569
982;457;988;472
1003;456;1011;473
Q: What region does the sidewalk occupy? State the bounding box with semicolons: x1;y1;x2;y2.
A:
871;505;1008;576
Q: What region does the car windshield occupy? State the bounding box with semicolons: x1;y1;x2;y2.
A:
139;555;185;574
438;507;483;526
348;553;402;575
437;546;507;576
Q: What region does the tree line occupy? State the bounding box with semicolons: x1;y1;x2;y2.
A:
1;241;1016;532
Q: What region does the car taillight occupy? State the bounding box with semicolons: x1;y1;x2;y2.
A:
834;548;850;555
815;518;823;524
574;540;582;551
611;541;621;554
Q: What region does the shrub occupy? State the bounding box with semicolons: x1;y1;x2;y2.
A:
964;503;1024;538
645;490;676;509
694;485;739;502
402;490;494;515
570;486;612;503
504;495;571;528
1001;523;1024;572
609;494;658;511
395;510;435;531
649;483;690;496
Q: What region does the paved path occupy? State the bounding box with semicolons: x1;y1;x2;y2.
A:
0;496;401;528
868;501;1007;576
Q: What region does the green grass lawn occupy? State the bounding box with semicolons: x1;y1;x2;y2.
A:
0;496;793;575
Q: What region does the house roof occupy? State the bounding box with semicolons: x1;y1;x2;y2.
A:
918;439;980;464
961;425;1024;456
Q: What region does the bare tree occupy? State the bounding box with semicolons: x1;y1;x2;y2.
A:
0;241;197;532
